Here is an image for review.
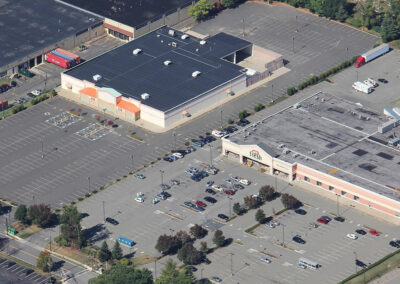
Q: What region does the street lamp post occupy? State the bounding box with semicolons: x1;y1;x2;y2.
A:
208;144;213;167
40;139;44;159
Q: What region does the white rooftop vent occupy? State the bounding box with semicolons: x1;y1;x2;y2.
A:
93;74;102;82
172;42;177;47
192;71;201;78
133;48;142;55
164;60;172;66
200;40;206;45
157;34;160;38
181;34;189;40
168;29;175;37
141;93;150;100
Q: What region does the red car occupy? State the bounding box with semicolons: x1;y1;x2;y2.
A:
195;200;207;207
317;217;329;224
369;229;380;236
224;190;235;195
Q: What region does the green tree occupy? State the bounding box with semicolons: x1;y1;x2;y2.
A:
259;185;276;201
335;4;348;22
213;230;225;247
155;259;195;284
381;13;400;42
244;195;261;209
89;264;153;284
15;204;29;224
175;230;193;245
281;193;300;209
28;204;55;228
200;241;209;253
59;205;82;247
155;234;181;255
221;0;236;8
112;241;123;260
189;0;213;21
98;241;111;262
238;110;248;120
37;250;53;272
177;243;204;265
255;209;266;224
233;202;242;215
189;224;207;239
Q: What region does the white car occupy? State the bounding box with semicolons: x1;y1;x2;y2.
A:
347;233;358;240
211;184;223;192
239;179;250;186
172;152;183;159
260;256;271;263
31;89;42;96
211;129;224;138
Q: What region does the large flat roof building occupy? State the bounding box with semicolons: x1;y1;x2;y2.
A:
61;27;264;128
0;0;103;77
222;93;400;221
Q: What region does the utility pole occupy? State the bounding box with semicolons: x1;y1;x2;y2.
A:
102;201;105;222
208;144;213;166
173;132;177;151
40;138;44;159
292;36;295;53
230;253;234;276
228;197;232;218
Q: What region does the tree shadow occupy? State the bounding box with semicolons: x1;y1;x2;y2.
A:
51;260;65;271
223;238;233;247
82;224;109;243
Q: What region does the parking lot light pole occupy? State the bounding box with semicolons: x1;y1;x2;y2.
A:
230;252;234;276
173;132;177;151
228;196;232;218
353;252;358;273
242;18;245;37
131;154;134;171
336;194;340;216
40;139;44;159
356;70;359;82
102;201;105;222
220;109;223;128
295;15;298;32
200;268;204;280
88;176;91;193
282;223;285;246
208;144;213;166
292;36;295;53
160;170;164;191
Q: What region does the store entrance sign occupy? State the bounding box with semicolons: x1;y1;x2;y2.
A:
249;149;262;161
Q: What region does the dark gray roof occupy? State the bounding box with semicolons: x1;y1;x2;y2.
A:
65;27;252;112
62;0;193;28
0;0;102;69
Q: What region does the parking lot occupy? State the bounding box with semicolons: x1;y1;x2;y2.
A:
76;133;399;283
0;257;50;284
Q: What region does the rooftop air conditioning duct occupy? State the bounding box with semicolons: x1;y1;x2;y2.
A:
141;93;150;100
200;40;206;45
181;34;189;40
93;74;102;82
168;29;175;37
164;60;172;66
133;48;142;55
192;71;201;78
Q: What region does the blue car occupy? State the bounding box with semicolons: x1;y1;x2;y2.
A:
193;140;205;147
169;155;178;161
134;173;145;179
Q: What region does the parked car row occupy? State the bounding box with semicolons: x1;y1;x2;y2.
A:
164;146;196;162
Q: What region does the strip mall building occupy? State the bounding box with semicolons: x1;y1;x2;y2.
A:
222;93;400;222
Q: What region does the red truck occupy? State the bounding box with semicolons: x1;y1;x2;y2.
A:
355;44;389;67
55;48;81;64
0;99;8;110
45;52;71;69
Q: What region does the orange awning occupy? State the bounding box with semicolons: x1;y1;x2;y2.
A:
80;87;97;98
117;100;140;114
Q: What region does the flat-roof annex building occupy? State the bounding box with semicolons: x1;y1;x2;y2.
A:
222;93;400;221
0;0;103;78
61;27;282;129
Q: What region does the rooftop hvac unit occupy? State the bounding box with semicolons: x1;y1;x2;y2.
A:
168;29;175;37
192;71;201;78
181;34;189;40
200;40;206;45
172;42;177;47
141;93;150;100
164;60;172;66
133;48;142;55
93;74;102;82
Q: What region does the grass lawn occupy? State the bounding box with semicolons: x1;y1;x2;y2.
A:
46;242;96;268
132;255;157;266
16;224;42;239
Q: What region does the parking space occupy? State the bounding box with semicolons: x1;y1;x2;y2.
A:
0;257;49;283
